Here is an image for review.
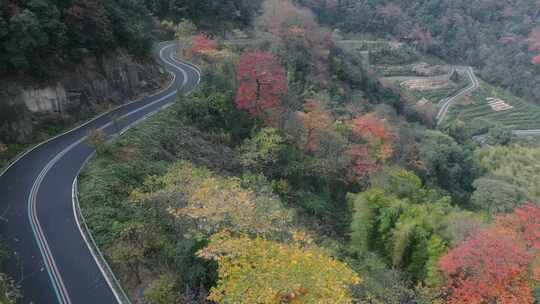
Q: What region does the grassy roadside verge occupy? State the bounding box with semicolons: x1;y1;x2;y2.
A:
78;97;239;301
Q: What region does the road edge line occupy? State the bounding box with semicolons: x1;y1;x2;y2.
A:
21;42;181;304
69;43;202;304
0;44;178;180
72;168;131;304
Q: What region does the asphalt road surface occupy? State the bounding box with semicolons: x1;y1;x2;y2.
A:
0;41;200;304
436;66;480;124
432;66;540;137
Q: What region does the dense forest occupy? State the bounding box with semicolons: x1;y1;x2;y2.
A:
2;0;540;303
71;0;540;303
0;0;262;76
298;0;540;104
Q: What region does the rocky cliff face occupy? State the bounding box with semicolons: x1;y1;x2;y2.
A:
0;50;169;144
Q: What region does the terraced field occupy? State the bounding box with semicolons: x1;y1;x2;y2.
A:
445;80;540;130
337;39;461;99
415;84;467;102
336;39;540;133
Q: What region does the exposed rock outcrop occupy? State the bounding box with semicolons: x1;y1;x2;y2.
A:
0;50;169;144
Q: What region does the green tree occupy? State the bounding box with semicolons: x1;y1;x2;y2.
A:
26;0;66;46
144;274;180;304
64;0;114;53
4;9;47;70
85;128;107;154
348;171;472;283
486;125;512;146
0;245;20;304
471;177;526;215
0;274;21;304
103;0;154;56
371;167;425;200
476;145;540;203
175;19;196;40
348;253;415;304
109;223;165;284
238;128;285;172
417;131;479;204
442;120;469;144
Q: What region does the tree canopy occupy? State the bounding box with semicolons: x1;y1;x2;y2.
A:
440;203;540;304
198;231;361;304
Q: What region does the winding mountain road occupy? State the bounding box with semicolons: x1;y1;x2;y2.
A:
434;66;540;137
0;41;200;304
436;66;480;124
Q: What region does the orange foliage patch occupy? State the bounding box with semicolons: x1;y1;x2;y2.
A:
439;203;540;304
532;54;540;65
295;99;332;153
346;113;394;181
188;34;218;57
289;26;305;35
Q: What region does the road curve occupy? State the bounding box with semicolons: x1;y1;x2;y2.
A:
432;67;540;138
436;66;480;124
0;41;200;304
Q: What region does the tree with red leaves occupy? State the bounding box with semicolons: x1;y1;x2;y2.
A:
349;113;394;160
345;145;379;181
187;34;217;57
295;99;332;153
235;51;288;125
349;114;392;142
345;113;394;181
439;203;540;304
528;28;540;64
258;0;332;85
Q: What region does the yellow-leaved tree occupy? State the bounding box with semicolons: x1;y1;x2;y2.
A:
197;232;361;304
130;161;292;237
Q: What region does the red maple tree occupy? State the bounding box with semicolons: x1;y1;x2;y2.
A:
188;34;217;57
349;113;394;160
345;145;379;181
235;52;288;124
349;114;392;142
532;54;540;65
439;203;540;304
345;113;394;181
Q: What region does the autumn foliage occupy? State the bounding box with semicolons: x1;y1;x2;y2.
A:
439;203;540;304
187;34;217;57
258;0;332;85
346;114;394;181
197;231;361;304
235;51;288;124
295;99;332;153
528;28;540;64
131;161;292;237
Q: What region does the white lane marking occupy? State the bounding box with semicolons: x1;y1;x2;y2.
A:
72;163;132;304
28;138;85;304
0;46;178;180
169;53;202;88
69;43;202;303
24;42;195;304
